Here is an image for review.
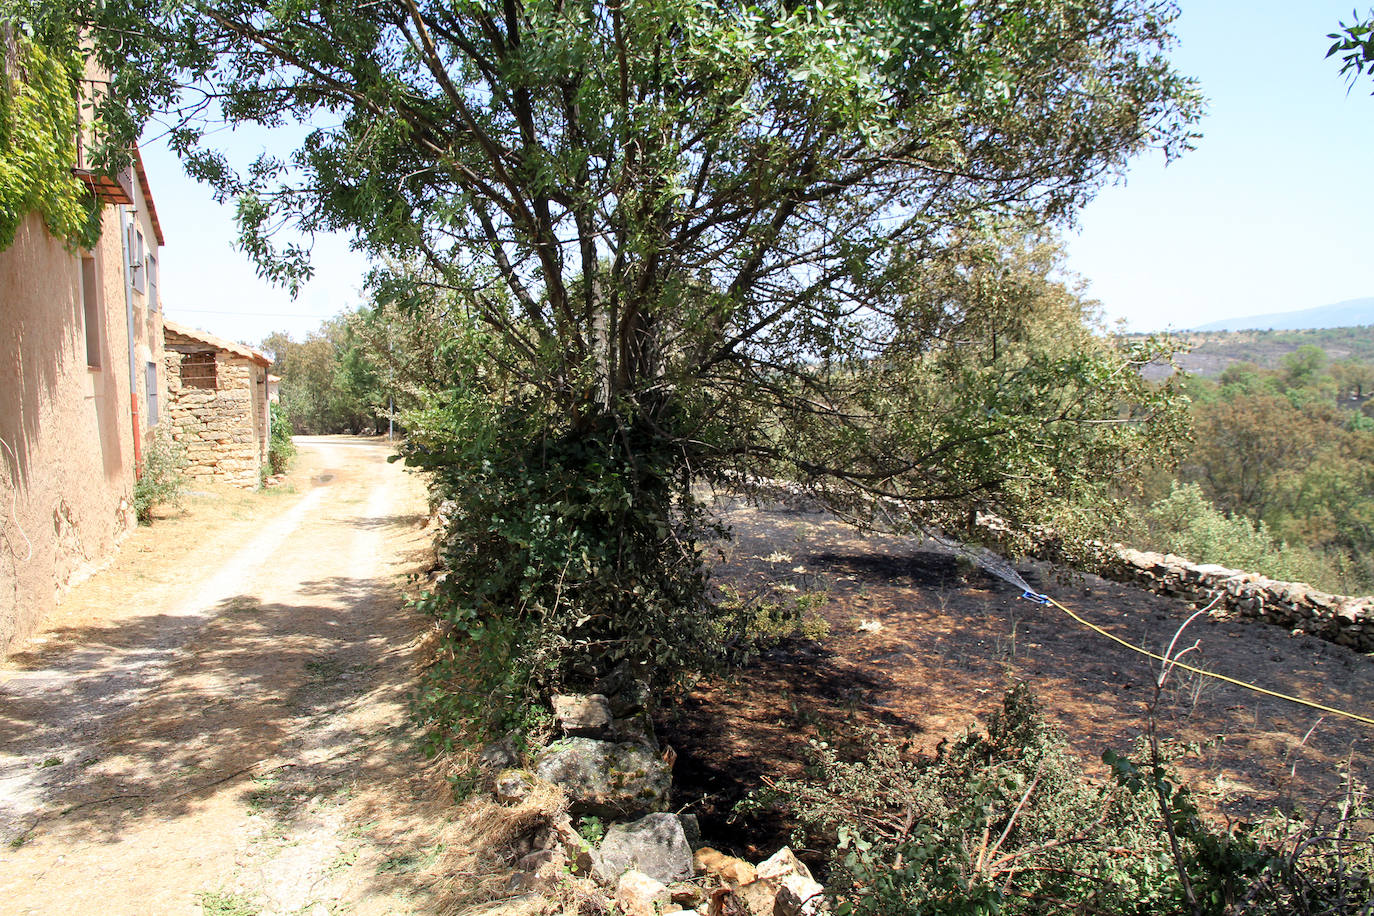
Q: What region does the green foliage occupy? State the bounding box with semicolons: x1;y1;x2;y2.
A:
407;404;735;745
718;585;831;643
1164;349;1374;594
118;0;1198;547
764;687;1182;915
261;310;383;435
0;22;101;250
125;0;1200;743
133;434;186;525
766;229;1189;553
1142;484;1371;595
267;401;295;475
576;815;605;847
1328;9;1374;92
1146;484;1283;573
764;687;1374;916
194;891;260;916
1103;746;1374;915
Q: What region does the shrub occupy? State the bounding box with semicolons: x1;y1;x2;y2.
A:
133;435;186;524
762;687;1181;915
404;399;749;749
1144;484;1368;593
267;401;295;474
761;687;1373;916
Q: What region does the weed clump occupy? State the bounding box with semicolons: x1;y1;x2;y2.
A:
133;435;186;524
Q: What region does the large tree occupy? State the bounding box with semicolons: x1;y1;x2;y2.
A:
16;0;1201;701
117;0;1195;486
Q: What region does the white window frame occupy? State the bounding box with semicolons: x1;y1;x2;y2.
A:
128;225;146;294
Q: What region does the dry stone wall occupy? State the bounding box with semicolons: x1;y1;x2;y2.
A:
164;350;266;488
1102;549;1374;652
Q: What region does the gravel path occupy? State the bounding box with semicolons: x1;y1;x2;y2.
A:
0;437;449;916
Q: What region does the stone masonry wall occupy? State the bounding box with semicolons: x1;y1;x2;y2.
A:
1100;549;1374;653
165;350;264;488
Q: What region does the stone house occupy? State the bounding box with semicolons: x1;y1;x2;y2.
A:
163;321;272;488
0;145;167;653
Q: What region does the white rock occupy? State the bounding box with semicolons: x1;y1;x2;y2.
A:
616;870;672;916
776;873;827;916
756;846;813;882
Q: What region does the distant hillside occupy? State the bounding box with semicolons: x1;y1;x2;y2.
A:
1193;297;1374;332
1133;325;1374;378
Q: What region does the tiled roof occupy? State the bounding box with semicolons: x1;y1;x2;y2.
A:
164;320;271;366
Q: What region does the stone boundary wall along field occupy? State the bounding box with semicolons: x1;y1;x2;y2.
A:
1102;549;1374;653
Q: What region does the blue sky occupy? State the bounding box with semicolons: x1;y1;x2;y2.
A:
1063;2;1374;331
141;2;1374;345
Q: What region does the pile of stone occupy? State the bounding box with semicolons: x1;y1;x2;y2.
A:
1108;549;1374;651
483;685;827;916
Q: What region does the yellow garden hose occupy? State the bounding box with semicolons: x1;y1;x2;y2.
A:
1024;590;1374;728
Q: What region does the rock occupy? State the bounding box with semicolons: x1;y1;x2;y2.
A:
705;887;749;916
506;848;567;895
669;882;707;908
677;812;702;849
756;847;813;883
775;873;827;916
594;664;653;716
593;812;694;885
549;812;595;874
729;847;816;916
534;737;671;819
610;711;660;749
552;693;614;737
478;738;520;772
617;870;673;916
494;768;535;804
694;847;757;886
733;878;779;916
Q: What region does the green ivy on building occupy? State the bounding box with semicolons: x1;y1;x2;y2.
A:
0;21;102;251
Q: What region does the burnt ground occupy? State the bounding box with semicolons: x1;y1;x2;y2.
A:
659;497;1374;865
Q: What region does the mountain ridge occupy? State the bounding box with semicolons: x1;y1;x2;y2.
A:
1192;297;1374;332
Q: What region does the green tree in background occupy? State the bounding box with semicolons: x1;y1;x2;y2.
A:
120;0;1198;513
1332;358;1374;402
262;313;384;435
1160;346;1374;594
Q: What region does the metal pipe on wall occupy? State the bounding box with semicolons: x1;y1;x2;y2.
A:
119;206;142;475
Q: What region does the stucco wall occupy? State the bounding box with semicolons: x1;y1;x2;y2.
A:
0;208;155;652
164;348;268;488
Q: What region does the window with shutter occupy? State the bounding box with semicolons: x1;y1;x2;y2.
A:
146;362;159;425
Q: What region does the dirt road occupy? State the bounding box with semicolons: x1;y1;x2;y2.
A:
0;437;451;916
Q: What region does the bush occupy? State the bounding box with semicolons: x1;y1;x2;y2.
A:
267;401;295;475
404;399;747;749
761;687;1372;916
1144;484;1369;593
134;435;186;524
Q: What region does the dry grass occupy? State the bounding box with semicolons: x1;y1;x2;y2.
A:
423;779;589;916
